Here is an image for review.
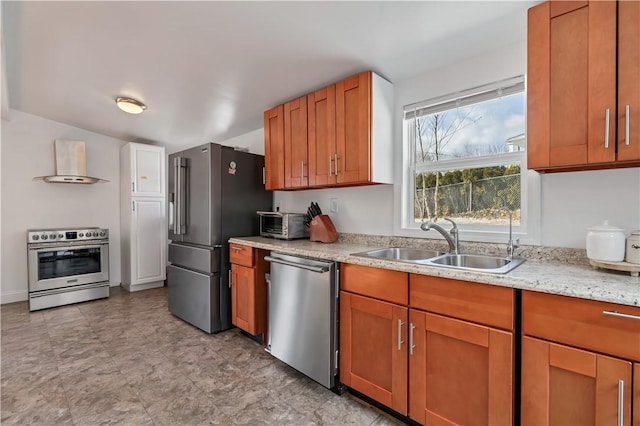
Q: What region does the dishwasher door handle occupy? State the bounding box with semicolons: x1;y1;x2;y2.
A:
264;256;330;273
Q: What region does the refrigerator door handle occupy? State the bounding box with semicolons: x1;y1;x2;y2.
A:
173;157;187;235
172;157;181;235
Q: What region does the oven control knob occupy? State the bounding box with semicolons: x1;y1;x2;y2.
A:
32;235;40;241
58;234;63;239
99;231;106;237
92;232;98;237
79;233;84;238
49;234;57;240
41;234;48;240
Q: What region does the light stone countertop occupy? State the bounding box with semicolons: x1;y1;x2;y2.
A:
229;236;640;307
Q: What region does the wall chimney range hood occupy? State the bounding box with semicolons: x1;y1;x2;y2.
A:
34;140;109;184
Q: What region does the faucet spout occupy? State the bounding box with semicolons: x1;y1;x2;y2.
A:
420;218;460;254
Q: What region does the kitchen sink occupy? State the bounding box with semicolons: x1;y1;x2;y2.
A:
351;248;525;274
352;247;443;262
424;253;525;274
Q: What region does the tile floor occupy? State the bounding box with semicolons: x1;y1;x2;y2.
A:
1;286;404;425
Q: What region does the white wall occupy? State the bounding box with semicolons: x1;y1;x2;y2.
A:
275;185;394;236
541;168;640;247
265;41;640;248
1;110;126;303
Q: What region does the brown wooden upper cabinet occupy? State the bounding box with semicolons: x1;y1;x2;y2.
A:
264;105;285;190
527;1;640;172
263;71;393;190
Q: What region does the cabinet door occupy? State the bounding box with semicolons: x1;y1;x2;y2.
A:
336;72;371;184
264;105;285;190
635;363;640;426
522;337;632;426
284;96;308;188
132;145;165;196
131;198;166;284
231;264;257;335
527;1;616;169
340;291;408;415
618;0;640;162
409;310;512;426
308;85;337;187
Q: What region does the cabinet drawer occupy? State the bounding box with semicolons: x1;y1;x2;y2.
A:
229;243;254;267
410;274;514;331
523;291;640;361
341;264;408;305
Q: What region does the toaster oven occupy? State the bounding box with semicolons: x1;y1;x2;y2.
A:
257;211;308;240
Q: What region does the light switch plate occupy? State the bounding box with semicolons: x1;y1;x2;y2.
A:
330;198;338;213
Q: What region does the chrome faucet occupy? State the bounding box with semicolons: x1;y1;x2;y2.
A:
496;208;520;260
420;218;460;254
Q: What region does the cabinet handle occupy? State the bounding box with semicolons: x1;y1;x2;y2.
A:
603;310;640;321
132;201;135;211
132;182;135;193
409;323;416;355
397;320;404;350
334;154;339;175
329;156;333;177
228;270;232;288
604;108;611;149
617;379;624;426
625;105;630;146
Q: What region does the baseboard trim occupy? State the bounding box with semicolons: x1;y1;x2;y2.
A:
120;281;164;292
1;290;28;304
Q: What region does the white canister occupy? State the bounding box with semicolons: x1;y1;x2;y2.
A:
586;220;626;262
626;231;640;264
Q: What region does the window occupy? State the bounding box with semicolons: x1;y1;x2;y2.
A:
402;76;532;237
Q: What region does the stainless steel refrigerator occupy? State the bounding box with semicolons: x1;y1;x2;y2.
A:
167;143;272;333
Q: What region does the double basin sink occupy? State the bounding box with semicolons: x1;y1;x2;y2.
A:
352;247;525;274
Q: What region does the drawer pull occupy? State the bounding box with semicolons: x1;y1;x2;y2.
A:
617;379;624;426
397;320;404;350
603;310;640;321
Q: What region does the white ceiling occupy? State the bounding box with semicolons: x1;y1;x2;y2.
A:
2;1;537;152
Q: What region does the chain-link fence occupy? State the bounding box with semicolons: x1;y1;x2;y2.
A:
415;173;521;223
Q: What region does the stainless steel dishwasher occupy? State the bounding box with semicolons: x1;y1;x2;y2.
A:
264;252;339;389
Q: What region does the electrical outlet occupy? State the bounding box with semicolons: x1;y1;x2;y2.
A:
330;198;338;213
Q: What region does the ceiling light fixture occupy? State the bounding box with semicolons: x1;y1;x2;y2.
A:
115;97;146;114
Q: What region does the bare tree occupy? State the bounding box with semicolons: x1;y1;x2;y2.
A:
414;109;478;221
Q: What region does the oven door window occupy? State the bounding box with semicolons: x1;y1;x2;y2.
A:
38;247;102;280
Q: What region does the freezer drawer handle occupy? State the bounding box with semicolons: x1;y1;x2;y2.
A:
264;256;330;273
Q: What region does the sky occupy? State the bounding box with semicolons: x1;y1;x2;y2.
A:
416;92;525;161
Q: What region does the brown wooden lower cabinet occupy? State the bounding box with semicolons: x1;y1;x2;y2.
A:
635;365;640;426
521;336;632;426
229;245;268;342
409;309;513;425
340;265;515;425
340;291;408;415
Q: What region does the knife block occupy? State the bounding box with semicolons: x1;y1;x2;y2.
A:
309;215;338;243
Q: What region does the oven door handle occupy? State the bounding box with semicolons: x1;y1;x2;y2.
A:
28;242;109;251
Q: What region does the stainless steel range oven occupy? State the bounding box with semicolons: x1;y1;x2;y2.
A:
27;227;110;311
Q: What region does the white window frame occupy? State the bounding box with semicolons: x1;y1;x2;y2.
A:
398;76;541;245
